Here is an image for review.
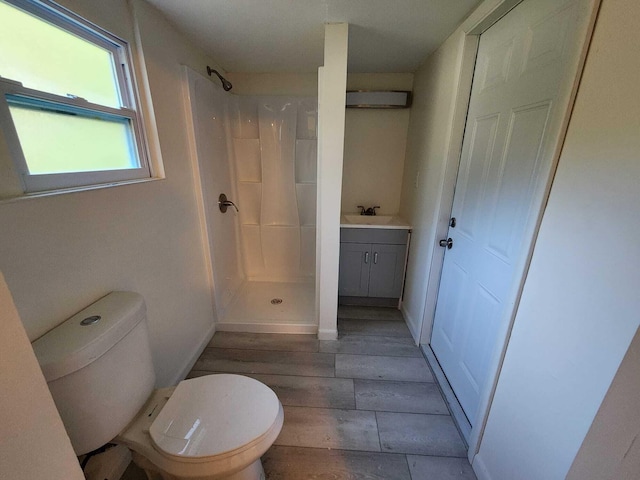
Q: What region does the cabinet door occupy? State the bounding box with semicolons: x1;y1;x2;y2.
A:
338;243;371;297
368;244;407;298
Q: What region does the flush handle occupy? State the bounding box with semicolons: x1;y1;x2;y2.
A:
439;238;453;249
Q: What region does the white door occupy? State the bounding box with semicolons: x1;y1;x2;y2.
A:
430;0;594;426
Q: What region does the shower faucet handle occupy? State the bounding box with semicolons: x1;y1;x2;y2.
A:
218;193;239;213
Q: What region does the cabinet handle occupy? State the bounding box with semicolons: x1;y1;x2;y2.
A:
374;252;378;264
364;251;369;264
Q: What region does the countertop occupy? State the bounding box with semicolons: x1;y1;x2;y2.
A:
340;214;412;230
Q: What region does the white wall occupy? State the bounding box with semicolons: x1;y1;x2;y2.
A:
0;0;223;386
398;30;468;339
342;73;413;216
225;73;318;97
475;0;640;478
566;328;640;480
0;272;84;480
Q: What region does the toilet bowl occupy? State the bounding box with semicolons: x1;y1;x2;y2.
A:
32;292;283;480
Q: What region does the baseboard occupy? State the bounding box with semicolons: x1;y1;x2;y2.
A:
216;322;318;335
401;305;421;345
422;345;472;444
471;453;492;480
171;321;216;385
317;328;338;340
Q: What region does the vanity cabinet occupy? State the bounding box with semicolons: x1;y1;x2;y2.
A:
339;228;409;299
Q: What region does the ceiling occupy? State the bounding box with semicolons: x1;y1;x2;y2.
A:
145;0;481;73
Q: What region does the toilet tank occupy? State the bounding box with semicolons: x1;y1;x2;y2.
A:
32;292;156;456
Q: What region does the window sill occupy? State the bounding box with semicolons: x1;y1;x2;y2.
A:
0;176;165;205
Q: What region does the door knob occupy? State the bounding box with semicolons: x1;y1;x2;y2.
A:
439;238;453;249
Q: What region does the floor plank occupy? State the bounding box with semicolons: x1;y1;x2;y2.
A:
193;348;335;377
336;354;433;382
263;446;412;480
320;334;422;357
275;406;381;452
354;379;449;414
339;318;412;337
208;332;319;352
406;455;477;480
338;305;405;321
377;412;467;457
250;374;355;409
187;371;355;409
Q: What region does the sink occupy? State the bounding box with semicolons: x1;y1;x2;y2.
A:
343;215;394;225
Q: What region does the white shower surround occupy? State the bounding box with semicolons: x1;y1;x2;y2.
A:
184;68;318;334
231;95;318;282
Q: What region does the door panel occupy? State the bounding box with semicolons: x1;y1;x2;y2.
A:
486;102;551;260
430;0;594;426
438;260;470;348
458;114;500;241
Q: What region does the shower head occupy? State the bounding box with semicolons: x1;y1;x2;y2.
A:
206;66;233;91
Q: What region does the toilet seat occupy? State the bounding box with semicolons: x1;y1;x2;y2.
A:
150;374;281;459
117;374;284;478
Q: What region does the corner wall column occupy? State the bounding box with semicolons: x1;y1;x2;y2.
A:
316;23;348;340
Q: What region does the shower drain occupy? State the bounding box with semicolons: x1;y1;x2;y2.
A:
270;298;283;305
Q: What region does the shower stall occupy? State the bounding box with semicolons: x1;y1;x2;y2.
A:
184;67;318;333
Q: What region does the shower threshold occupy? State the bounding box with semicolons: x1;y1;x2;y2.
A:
217;280;317;334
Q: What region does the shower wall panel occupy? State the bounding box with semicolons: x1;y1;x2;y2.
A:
233;96;259;139
184;69;244;317
261;226;301;278
300;226;317;277
234;138;261;182
231;96;318;282
260;101;299;226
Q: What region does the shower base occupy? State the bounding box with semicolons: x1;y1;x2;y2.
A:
217;281;317;334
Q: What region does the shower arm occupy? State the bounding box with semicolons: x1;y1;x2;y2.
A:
206;66;233;91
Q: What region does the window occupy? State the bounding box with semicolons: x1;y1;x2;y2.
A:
0;0;151;194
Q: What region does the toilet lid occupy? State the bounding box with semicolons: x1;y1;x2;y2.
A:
149;374;281;459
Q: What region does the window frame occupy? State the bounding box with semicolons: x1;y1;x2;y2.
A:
0;0;152;194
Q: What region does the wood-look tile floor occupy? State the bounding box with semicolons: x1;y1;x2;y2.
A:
123;306;476;480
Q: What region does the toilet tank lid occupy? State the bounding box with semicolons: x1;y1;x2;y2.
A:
32;291;146;382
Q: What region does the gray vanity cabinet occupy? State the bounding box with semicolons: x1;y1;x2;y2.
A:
339;228;409;299
338;243;371;297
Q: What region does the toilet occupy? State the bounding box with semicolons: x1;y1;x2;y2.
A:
32;291;284;480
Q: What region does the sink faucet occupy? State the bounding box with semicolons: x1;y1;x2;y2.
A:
357;205;380;216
